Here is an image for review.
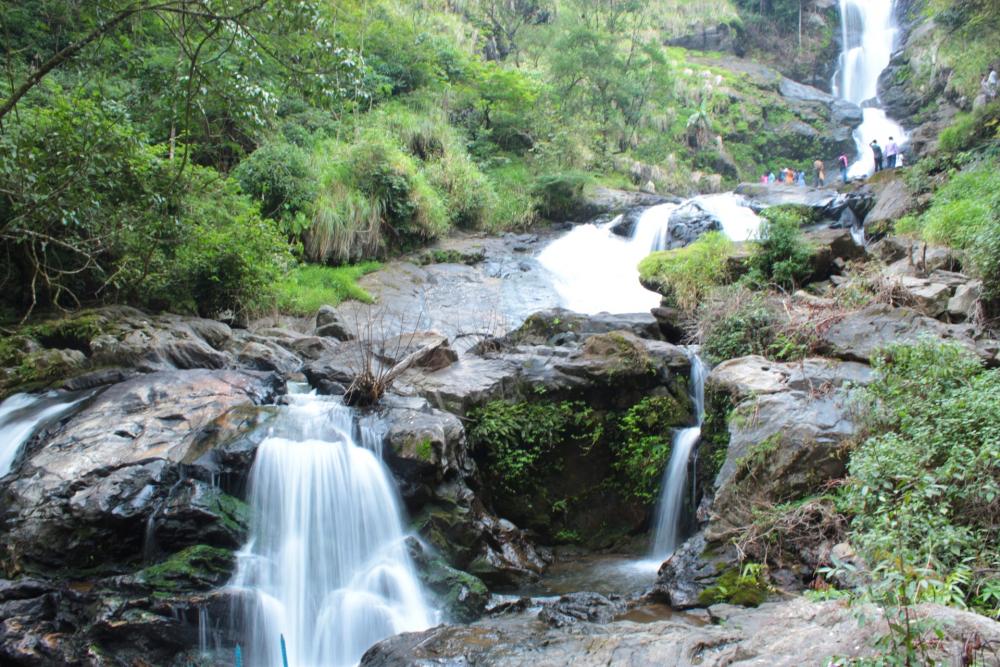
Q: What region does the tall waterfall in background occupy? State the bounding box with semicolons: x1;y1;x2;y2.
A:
651;353;707;559
834;0;907;177
231;392;433;667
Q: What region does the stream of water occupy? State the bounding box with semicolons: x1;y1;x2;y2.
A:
651;352;707;560
538;194;761;314
230;391;433;667
835;0;908;177
0;391;90;478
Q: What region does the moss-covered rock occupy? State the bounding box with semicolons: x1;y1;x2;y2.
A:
696;564;770;607
137;545;234;592
414;553;489;623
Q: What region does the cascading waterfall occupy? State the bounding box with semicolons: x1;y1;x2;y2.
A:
230;392;433;667
537;194;761;315
651;352;707;559
0;391;90;478
834;0;907;177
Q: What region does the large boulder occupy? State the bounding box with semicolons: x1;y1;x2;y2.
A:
665;201;723;249
863;175;917;233
705;356;872;540
0;369;282;571
818;304;997;366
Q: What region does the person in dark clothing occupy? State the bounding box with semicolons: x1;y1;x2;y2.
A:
870;140;884;172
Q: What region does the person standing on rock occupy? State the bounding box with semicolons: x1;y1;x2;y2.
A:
812;159;826;187
870;140;884;173
838;153;849;183
885;137;899;169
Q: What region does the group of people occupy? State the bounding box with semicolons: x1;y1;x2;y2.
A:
762;168;807;186
868;137;901;172
761;137;903;189
761;159;830;188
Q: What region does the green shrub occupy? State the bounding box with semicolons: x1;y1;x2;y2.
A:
274;263;379;315
467;400;602;497
531;171;593;221
638;232;734;311
612;396;689;503
843;340;1000;616
904;164;1000;307
746;206;813;290
938;101;1000;154
159;172;292;318
700;293;779;364
233;141;317;224
484;161;538;232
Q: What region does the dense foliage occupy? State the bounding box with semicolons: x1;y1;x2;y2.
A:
745;205;814;291
897;164;1000;308
843;340;1000;617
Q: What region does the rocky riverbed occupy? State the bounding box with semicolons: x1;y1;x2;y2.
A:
2;183;1000;665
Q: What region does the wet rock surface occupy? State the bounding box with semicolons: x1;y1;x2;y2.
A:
1;369;281;571
361;597;1000;667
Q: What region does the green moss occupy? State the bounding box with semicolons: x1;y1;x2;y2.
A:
415;438;434;462
209;492;251;536
698;564;769;607
137;545;234;592
638;232;734;312
418;557;489;623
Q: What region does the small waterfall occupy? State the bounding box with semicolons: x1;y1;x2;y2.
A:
652;352;707;559
537;195;761;315
536;210;669;315
0;391;90;478
230;393;433;667
834;0;907;177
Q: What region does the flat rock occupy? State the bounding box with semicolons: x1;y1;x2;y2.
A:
360;597;1000;667
818;304;993;365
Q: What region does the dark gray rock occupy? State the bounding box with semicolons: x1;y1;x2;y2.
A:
538;592;627;627
666;202;722;248
314;305;356;340
0;369;281;571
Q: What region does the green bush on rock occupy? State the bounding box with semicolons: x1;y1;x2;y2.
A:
745;205;813;291
638;232;734;311
612;396;690;504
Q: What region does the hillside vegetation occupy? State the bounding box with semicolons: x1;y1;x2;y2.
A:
1;0;849;322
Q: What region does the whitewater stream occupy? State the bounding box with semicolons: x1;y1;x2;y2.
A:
230;388;434;667
0;390;91;478
835;0;908;177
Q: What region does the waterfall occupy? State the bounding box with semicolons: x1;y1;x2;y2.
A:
0;391;90;478
537;194;760;315
230;392;433;667
651;352;707;559
834;0;907;177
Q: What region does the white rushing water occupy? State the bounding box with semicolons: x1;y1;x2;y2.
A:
651;352;707;559
0;391;89;478
835;0;908;177
538;195;760;315
231;392;433;667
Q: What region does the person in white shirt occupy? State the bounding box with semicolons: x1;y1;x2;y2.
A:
885;137;899;169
